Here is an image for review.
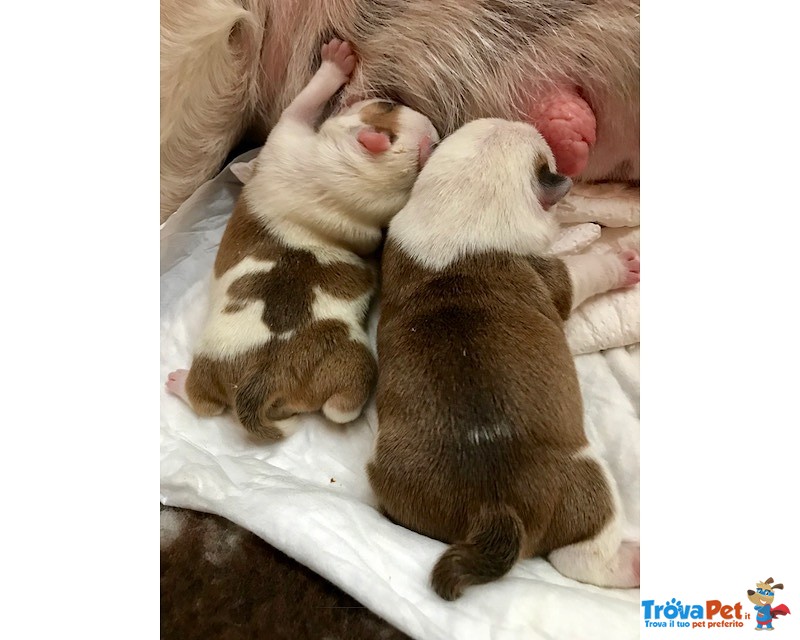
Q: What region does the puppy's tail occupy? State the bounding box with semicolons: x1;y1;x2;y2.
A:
233;367;286;441
431;504;524;601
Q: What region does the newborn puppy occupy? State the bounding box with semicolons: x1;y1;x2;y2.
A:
165;39;439;440
368;118;640;599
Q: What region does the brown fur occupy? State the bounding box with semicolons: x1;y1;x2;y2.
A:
161;506;410;640
358;100;402;143
222;245;373;332
214;198;283;277
185;198;377;439
368;242;613;599
187;320;376;439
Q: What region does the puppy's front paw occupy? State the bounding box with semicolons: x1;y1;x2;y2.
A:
616;249;640;288
321;38;356;79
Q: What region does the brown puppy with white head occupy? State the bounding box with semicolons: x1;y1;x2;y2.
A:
368;118;640;599
165;40;439;440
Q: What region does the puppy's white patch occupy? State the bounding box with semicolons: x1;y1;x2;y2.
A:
548;447;639;588
311;288;371;344
562;252;628;310
195;256;277;359
467;422;513;446
322;401;363;424
390;119;560;271
273;415;303;438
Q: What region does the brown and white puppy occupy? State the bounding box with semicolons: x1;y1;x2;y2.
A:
160;0;639;222
368;118;640;599
165;40;439;440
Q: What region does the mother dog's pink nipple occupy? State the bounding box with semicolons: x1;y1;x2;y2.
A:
528;87;597;177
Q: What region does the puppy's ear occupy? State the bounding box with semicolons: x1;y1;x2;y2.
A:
537;164;572;210
230;158;257;184
772;583;784;590
357;129;392;154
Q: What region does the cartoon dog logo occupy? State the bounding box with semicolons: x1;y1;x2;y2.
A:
747;577;791;630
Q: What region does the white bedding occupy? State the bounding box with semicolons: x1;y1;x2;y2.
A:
160;151;641;640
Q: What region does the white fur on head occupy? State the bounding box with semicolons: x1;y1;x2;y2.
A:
389;118;565;270
243;99;439;256
316;99;440;227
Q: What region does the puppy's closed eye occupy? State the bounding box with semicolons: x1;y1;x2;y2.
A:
535;162;572;210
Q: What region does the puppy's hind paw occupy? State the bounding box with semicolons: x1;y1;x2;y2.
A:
616;249;640;288
166;369;190;400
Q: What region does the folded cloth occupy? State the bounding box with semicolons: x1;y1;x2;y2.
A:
551;183;641;355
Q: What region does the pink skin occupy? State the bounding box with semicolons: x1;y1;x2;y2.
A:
417;134;432;168
321;39;356;78
528;86;597;177
617;249;640;288
357;125;433;169
622;541;641;586
282;39;356;125
166;369;191;405
356;129;391;153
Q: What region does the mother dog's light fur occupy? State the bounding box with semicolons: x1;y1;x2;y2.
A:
160;0;639;222
160;0;263;223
